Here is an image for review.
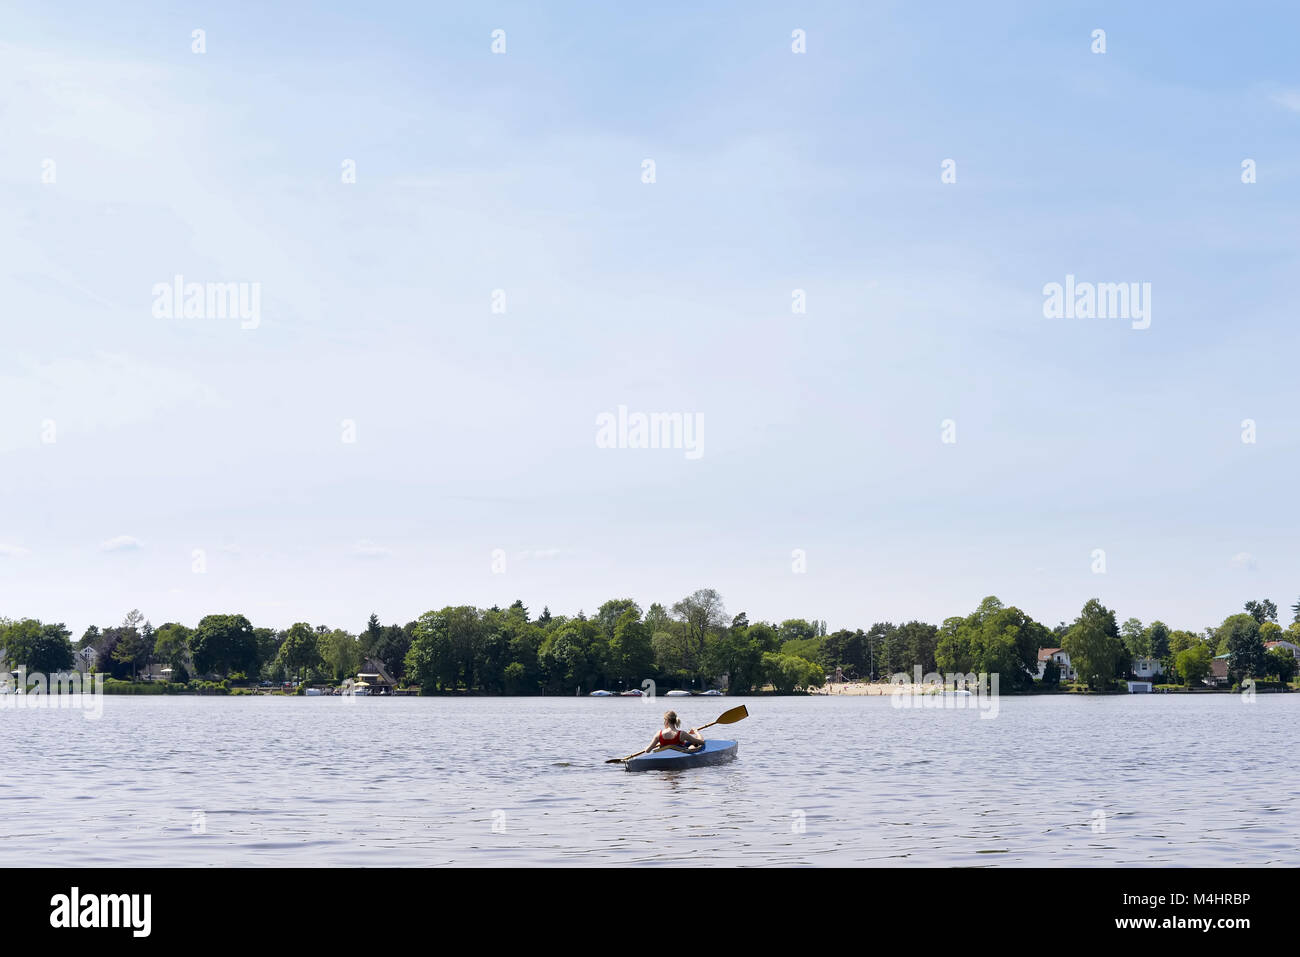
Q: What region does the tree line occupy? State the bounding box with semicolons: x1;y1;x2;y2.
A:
2;589;1296;694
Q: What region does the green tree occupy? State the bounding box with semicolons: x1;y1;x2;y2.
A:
274;623;323;682
1175;644;1211;687
746;622;780;653
1244;599;1277;625
1265;646;1297;683
778;619;817;644
609;610;654;687
705;625;763;693
359;613;383;659
405;609;461;692
671;589;727;682
1120;618;1147;657
822;629;868;678
319;629;361;681
1146;621;1171;663
503;661;529;694
540;618;603;693
780;634;827;668
596;599;641;640
1;619;74;675
934;598;1044;690
152;623;194;681
935;616;972;675
191;614;259;678
1062;599;1122;691
1167;629;1202;656
1216;613;1266;682
762;653;822;693
651;628;692;680
898;620;940;675
502;612;542;694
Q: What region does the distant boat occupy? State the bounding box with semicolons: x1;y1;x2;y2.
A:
589;690;614;697
665;690;691;697
619;689;644;697
304;688;324;697
701;689;722;696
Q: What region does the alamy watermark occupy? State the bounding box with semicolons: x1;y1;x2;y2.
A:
0;667;104;720
888;666;1000;719
1042;274;1150;330
152;275;261;329
596;405;704;460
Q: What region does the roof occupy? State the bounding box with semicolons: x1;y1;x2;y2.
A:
1038;647;1061;661
358;658;397;685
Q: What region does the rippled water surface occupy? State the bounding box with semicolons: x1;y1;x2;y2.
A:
4;694;1297;866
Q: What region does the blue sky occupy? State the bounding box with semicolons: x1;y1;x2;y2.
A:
2;1;1298;638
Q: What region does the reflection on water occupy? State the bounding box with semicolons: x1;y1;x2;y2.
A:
3;694;1296;866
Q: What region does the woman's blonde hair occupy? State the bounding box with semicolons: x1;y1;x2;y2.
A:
663;710;679;728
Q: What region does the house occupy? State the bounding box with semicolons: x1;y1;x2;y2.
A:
1207;654;1230;687
74;646;97;674
1037;648;1076;682
356;658;397;695
1130;657;1164;679
1264;640;1300;662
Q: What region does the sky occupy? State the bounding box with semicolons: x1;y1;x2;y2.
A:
1;1;1298;639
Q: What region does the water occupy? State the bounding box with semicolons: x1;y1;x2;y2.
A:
4;694;1296;866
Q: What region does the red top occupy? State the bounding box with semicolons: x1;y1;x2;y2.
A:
655;728;686;748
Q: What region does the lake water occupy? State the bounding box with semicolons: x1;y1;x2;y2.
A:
4;694;1297;866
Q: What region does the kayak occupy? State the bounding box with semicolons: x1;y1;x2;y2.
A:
624;739;738;772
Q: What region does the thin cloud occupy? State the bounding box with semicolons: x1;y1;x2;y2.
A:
1228;551;1257;570
101;535;143;552
0;543;30;558
1271;89;1300;112
350;540;392;559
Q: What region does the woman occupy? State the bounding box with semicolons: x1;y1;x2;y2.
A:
649;710;704;752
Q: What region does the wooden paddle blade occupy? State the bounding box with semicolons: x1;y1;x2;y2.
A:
711;704;749;724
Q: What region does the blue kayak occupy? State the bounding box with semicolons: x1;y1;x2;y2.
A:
625;739;738;772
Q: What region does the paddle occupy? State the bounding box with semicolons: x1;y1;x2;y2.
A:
605;704;749;764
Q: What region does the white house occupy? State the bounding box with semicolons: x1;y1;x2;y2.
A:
1130;656;1164;679
74;646;97;673
1037;648;1075;681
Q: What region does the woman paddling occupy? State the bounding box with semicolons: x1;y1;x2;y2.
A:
649;710;704;752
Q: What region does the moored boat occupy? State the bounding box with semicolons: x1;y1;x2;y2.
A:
664;689;691;697
589;690;614;697
624;739;738;772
